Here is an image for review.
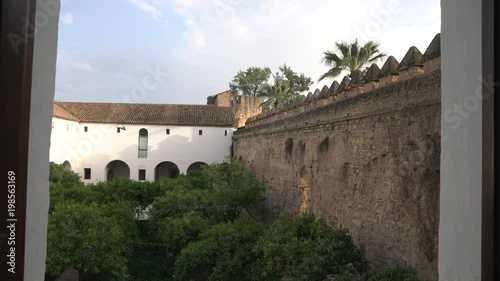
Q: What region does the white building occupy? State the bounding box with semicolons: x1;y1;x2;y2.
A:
49;91;261;183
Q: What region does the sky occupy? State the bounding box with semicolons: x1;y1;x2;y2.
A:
55;0;441;105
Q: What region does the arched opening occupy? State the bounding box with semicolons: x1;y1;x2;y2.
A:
138;128;148;158
299;166;309;214
154;161;180;181
187;162;207;174
105;160;130;181
62;160;71;170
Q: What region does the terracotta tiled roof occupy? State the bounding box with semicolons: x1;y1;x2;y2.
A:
53;103;80;122
54;102;235;127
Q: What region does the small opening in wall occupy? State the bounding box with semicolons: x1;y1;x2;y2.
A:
285;138;294;156
84;126;88;132
139;169;146;181
199;130;203;135
166;129;170;135
319;137;329;153
117;127;121;133
84;168;91;180
225;130;228;136
66;124;69;131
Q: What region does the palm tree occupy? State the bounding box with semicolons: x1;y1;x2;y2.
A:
258;80;296;111
319;39;386;82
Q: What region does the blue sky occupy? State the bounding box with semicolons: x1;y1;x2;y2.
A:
55;0;441;104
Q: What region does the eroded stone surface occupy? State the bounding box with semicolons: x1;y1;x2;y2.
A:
234;70;441;280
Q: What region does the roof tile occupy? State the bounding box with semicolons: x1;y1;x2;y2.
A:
54;102;234;127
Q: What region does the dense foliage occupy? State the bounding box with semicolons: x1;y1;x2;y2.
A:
229;64;313;111
272;63;313;96
174;219;267;281
253;213;368;281
229;66;272;96
46;161;418;281
46;202;131;280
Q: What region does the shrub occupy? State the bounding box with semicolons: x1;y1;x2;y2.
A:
253;213;368;281
49;162;82;187
174;219;266;281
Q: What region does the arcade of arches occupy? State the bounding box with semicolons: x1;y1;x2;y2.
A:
95;160;209;181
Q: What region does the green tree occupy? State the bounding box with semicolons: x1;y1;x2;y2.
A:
149;159;267;255
273;63;313;95
87;178;164;219
48;163;87;214
229;66;272;96
253;213;368;281
319;39;386;81
46;202;132;281
258;80;296;111
101;201;140;248
174;219;266;281
49;162;82;187
202;159;267;220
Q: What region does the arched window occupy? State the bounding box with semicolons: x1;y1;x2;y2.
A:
138;128;148;158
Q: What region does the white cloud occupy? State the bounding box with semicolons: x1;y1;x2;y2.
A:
166;0;441;94
128;0;162;20
61;12;74;25
55;0;441;104
57;52;96;72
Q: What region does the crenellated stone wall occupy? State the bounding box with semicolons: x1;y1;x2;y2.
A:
207;90;263;128
233;34;441;279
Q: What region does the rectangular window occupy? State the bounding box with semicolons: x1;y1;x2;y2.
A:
225;130;228;136
84;168;91;180
139;138;147;150
84;126;88;132
166;129;170;135
199;130;203;135
117;127;121;133
138;169;146;181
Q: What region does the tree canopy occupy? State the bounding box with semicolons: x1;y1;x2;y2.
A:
229;66;272;96
319;38;386;81
229;64;313;108
46;162;414;281
253;213;368;281
46;202;132;281
258;80;295;111
273;63;313;95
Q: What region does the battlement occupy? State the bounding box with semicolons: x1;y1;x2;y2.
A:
244;33;441;128
206;90;263;127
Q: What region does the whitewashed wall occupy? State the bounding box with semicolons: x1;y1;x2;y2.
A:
49;121;234;183
49;117;79;169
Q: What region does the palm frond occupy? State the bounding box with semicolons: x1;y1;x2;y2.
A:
368;52;387;62
321;38;385;80
318;67;342;82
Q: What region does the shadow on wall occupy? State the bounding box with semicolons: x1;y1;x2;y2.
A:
105;160;130;181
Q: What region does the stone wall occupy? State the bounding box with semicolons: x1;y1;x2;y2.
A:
234;95;263;128
233;34;441;280
206;91;262;128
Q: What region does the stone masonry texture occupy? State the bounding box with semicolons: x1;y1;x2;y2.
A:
233;69;441;280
